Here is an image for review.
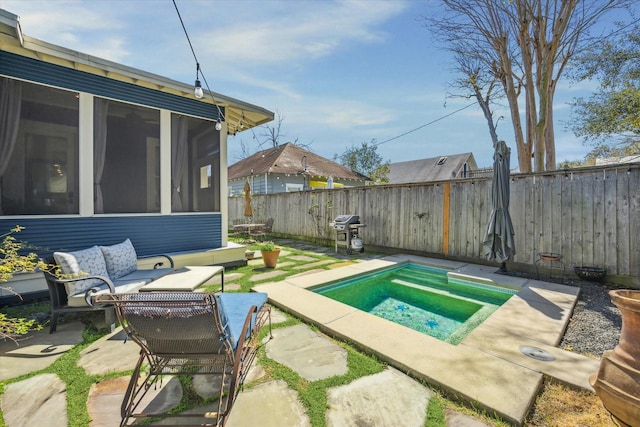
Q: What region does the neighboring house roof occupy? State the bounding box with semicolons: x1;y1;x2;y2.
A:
228;143;370;181
0;9;273;132
388;153;478;184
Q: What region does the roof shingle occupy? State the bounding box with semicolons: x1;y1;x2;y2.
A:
228;143;369;181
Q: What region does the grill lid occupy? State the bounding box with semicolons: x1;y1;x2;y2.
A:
333;214;360;224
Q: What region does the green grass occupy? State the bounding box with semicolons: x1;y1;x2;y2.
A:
0;324;112;427
0;239;458;427
257;320;386;427
201;239;359;293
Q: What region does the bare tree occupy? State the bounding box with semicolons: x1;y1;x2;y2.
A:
235;111;311;161
427;0;624;172
448;53;502;147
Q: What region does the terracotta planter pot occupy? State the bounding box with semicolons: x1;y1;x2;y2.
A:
260;248;280;268
610;290;640;368
590;290;640;427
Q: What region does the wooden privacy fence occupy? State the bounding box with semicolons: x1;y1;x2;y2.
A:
229;163;639;286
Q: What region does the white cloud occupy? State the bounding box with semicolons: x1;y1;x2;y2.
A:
194;1;408;65
4;0;131;62
283;97;397;129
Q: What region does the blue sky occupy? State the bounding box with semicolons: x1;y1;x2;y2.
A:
2;0;634;168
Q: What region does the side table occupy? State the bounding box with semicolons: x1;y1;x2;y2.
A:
535;252;565;282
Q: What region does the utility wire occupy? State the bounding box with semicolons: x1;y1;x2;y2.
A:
172;0;226;122
374;102;477;146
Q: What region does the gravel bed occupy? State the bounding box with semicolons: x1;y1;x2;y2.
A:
560;280;622;357
499;270;623;357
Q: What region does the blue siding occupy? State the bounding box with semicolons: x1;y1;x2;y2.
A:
0;51;222;120
0;215;222;257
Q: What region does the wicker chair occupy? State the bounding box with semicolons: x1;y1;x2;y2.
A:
93;291;271;427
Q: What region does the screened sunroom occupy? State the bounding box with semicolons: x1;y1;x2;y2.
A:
0;9;273;300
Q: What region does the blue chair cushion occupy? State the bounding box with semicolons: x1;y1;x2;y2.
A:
99;239;138;279
217;292;268;350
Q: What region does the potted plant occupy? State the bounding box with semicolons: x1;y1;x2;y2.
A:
259;241;280;268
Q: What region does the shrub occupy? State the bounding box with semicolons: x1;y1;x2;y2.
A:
259;241;277;252
1;226;48;342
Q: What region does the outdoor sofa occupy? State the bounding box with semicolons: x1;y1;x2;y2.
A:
43;238;174;333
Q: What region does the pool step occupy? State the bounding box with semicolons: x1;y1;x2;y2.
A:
394;270;448;288
448;272;520;292
391;276;513;306
391;279;484;306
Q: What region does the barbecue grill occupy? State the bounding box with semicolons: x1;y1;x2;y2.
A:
331;214;365;254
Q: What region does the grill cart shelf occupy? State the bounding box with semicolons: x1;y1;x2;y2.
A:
331;214;365;254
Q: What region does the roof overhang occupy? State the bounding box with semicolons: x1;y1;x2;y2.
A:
0;8;273;132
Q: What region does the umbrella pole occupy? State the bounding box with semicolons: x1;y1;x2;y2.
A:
499;261;507;272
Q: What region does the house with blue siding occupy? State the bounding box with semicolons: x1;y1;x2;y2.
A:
0;9;273;300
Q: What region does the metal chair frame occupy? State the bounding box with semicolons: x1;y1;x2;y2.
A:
94;292;271;426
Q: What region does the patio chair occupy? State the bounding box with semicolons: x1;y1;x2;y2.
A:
93;291;272;427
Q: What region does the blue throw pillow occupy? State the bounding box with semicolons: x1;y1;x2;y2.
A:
100;239;138;279
53;246;109;296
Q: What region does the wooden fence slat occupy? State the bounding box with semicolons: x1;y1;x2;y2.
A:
570;174;584;266
227;165;638;283
582;174;596;266
550;174;563;261
560;174;572;267
617;170;631;275
592;172;605;267
629;169;640;277
603;170;618;272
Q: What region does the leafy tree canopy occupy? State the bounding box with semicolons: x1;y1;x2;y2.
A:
569;24;640;157
338;140;390;184
426;0;625;172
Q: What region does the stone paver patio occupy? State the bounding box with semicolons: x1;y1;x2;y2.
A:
1;240;597;426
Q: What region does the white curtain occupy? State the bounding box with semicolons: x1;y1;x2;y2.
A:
0;79;22;215
171;115;188;211
93;99;109;213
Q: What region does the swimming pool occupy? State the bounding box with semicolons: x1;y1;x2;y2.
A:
312;263;516;344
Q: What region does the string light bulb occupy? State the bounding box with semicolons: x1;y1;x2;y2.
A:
215;118;222;131
194;63;203;98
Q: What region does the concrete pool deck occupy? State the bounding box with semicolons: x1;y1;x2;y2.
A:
253;254;601;426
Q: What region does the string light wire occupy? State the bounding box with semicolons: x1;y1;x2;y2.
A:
172;0;226;124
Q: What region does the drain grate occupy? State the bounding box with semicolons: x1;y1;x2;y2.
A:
520;345;556;361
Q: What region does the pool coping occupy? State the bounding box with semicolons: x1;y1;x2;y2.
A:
253;254;601;426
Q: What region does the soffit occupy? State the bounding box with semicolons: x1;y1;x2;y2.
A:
0;11;273;132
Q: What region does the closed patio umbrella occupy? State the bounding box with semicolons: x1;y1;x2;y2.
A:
243;180;254;220
482;140;516;270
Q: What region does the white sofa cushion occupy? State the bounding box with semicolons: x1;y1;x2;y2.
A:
53;246;110;296
66;280;148;307
100;239;138;279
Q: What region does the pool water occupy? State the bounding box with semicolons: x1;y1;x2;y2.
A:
313;263;516;344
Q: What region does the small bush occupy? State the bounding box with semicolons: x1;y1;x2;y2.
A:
259;241;278;252
1;226;49;341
